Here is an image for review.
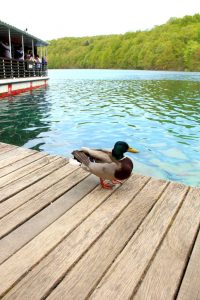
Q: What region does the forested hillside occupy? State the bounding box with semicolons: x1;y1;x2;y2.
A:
48;14;200;71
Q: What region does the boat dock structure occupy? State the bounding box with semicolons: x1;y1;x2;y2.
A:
0;20;48;98
0;142;199;300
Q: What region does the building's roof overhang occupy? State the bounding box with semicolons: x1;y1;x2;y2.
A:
0;20;48;47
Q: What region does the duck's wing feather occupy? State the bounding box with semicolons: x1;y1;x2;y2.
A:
72;150;90;166
72;150;120;180
81;147;113;163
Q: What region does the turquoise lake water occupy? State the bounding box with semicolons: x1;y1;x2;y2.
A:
0;69;200;186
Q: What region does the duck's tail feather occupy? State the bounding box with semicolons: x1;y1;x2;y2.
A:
69;158;81;166
72;150;90;167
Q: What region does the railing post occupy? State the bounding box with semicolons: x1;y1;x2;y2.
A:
3;59;6;78
22;35;25;60
8;29;14;79
8;29;12;59
10;60;13;78
17;61;20;77
32;39;35;57
23;61;25;77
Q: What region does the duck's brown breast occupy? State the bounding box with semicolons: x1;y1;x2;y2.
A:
114;157;133;180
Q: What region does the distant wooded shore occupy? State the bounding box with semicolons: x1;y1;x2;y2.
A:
48;14;200;72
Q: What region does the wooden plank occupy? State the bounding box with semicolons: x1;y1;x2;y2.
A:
0;144;7;150
133;187;200;300
0;157;65;203
0;147;36;169
0;147;26;162
0;175;99;264
0;143;7;148
0;157;67;219
0;152;53;178
177;230;200;300
0;153;50;188
47;178;168;300
88;182;188;300
0;174;148;298
0;142;14;148
0;163;81;237
0;144;17;155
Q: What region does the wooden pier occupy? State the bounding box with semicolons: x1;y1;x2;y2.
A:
0;142;199;300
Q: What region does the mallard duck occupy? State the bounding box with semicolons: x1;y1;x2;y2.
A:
71;141;139;189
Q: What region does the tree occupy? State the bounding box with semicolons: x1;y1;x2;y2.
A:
47;13;200;71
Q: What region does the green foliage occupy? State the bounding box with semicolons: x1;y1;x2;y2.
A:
47;14;200;71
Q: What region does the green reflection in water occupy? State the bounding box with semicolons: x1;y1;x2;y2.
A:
0;89;51;150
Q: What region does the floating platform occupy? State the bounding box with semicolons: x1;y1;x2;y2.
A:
0;76;48;98
0;142;199;300
0;20;48;99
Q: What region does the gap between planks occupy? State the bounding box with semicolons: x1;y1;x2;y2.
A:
0;174;148;297
0;175;99;264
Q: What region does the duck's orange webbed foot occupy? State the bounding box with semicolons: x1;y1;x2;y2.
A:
111;179;123;185
100;178;113;189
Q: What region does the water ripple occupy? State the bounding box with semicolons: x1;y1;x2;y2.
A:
0;69;199;186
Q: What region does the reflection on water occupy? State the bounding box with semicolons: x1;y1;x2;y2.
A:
0;69;199;187
0;89;51;150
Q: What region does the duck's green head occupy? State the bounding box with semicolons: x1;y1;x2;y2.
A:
112;141;139;160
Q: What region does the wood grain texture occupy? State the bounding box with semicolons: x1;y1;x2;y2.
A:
0;143;199;300
0;174;148;298
0;147;35;169
0;153;49;188
0;156;64;203
89;182;188;300
0;144;17;155
0;152;52;178
0;158;68;219
0;145;18;160
0;175;98;264
177;230;200;300
134;187;200;300
47;178;168;300
0;164;84;238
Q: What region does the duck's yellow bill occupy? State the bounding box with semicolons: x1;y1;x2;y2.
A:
128;147;139;153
